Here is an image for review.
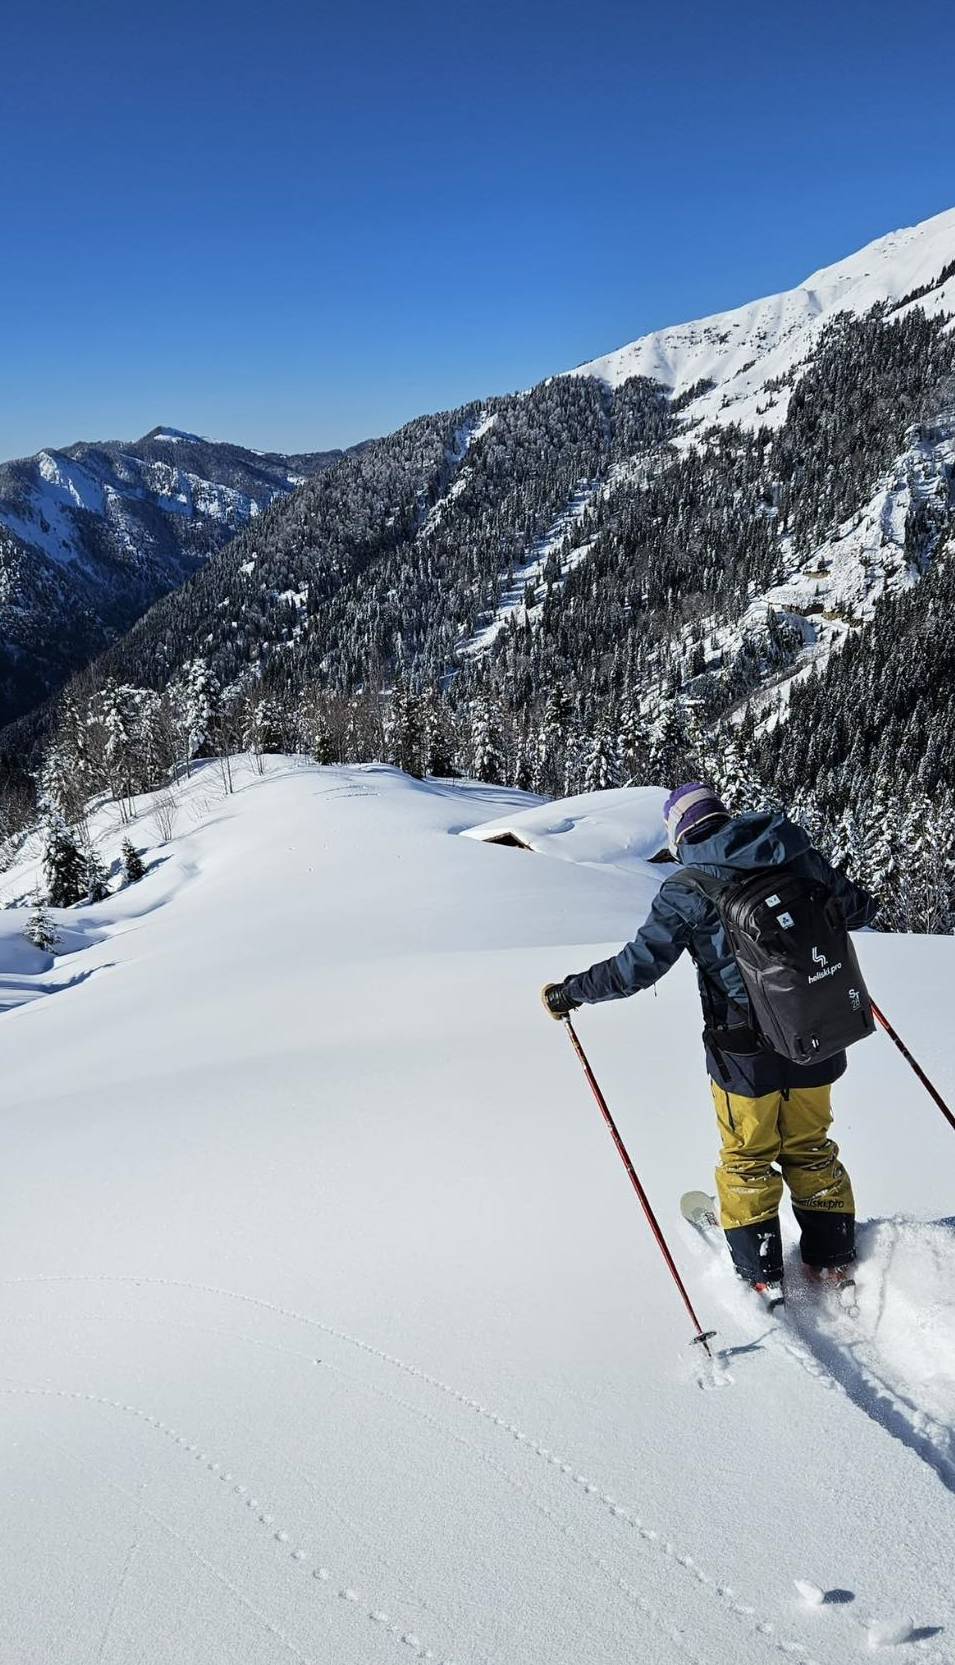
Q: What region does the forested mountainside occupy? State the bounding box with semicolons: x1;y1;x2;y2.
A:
92;373;672;692
79;307;952;716
0;426;347;727
6;209;955;929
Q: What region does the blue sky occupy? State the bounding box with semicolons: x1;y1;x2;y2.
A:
2;0;953;459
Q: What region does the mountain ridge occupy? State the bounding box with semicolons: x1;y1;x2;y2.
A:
569;204;955;435
72;205;955;724
0;425;354;727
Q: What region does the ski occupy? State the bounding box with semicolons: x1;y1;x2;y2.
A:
680;1189;721;1240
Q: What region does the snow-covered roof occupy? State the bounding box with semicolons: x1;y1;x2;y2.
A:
461;784;671;869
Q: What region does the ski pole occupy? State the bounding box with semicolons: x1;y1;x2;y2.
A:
871;1000;955;1137
560;1015;715;1358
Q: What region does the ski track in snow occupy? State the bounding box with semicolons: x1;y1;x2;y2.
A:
768;1320;955;1494
777;1222;955;1496
94;1532;140;1664
1;1272;840;1665
44;1432;327;1665
691;1217;955;1497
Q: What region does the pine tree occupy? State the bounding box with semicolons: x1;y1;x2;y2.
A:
38;743;86;825
648;701;694;786
709;725;777;815
470;697;506;784
387;680;424;777
311;706;337;765
41;815;86;908
931;788;955;934
98;678;139;816
618;707;653;785
581;719;622;792
512;722;536;792
121;837;146;885
24;894;58;952
788;786;834;855
419;687;456;778
84;847;111;904
174;658;221;772
536;683;574;795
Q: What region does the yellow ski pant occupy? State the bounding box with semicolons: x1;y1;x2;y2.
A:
709;1082;854;1231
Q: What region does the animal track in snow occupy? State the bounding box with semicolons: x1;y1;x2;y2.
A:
0;1382;456;1665
2;1274;825;1664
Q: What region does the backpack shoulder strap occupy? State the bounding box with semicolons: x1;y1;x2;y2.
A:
668;865;730;908
665;866;746;1034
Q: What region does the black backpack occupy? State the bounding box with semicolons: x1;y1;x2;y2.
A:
677;864;875;1065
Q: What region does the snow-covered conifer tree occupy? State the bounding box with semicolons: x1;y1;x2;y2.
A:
581;719;622;792
310;703;337;766
134;688;173;789
788;787;835;857
24;894;58;953
40;692;95;825
97;679;141;819
512;723;535;792
536;683;574;795
42;815;86;908
618;707;653;785
470;697;505;785
930;788;955;934
387;681;423;777
419;688;455;778
648;701;694;788
83;847;110;904
39;719;97;831
121;838;146;886
172;659;221;775
708;725;776;815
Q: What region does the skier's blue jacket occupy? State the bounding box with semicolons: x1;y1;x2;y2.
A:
563;811;878;1095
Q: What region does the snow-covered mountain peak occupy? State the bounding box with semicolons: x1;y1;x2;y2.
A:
142;425;207;444
571;205;955;436
799;203;955;292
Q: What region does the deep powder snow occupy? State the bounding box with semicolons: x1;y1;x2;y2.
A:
0;761;952;1663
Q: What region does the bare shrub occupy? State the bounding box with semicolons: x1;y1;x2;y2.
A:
152;787;180;844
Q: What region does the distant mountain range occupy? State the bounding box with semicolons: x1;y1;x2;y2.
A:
0;426;352;726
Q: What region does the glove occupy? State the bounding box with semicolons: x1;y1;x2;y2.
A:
541;981;580;1020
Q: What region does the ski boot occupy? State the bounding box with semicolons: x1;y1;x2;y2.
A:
751;1279;785;1314
804;1262;858;1313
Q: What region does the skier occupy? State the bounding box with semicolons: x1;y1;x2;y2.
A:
541;783;878;1302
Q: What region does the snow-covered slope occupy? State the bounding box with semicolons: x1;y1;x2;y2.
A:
1;763;953;1662
681;408;955;726
571;206;955;436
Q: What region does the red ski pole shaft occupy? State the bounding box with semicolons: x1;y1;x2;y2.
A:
562;1016;714;1356
871;1000;955;1136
